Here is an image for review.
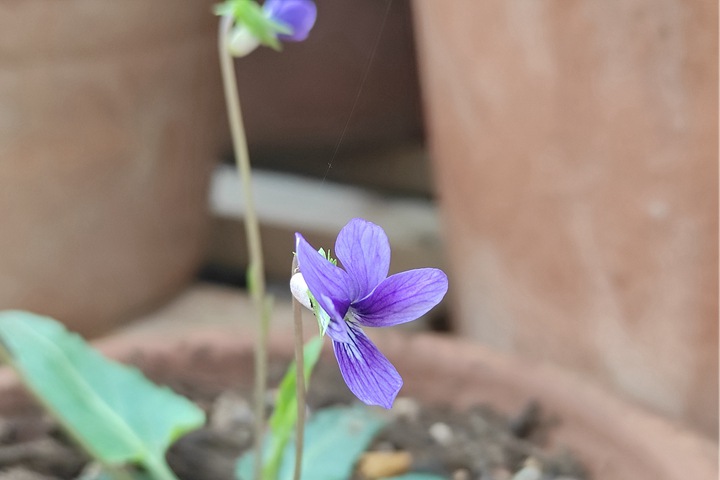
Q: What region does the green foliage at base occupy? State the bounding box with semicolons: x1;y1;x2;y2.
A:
0;311;205;480
237;404;387;480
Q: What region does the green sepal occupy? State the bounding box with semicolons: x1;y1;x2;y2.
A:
307;290;331;336
317;248;338;266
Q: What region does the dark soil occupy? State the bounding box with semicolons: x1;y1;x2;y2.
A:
0;361;588;480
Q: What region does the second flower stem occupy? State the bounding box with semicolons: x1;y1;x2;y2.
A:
219;15;269;480
291;258;306;480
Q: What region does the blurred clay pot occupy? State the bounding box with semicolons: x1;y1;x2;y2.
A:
411;0;718;436
0;2;228;335
0;329;716;479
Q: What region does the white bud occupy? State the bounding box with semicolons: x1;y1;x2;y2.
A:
227;26;261;57
290;273;313;311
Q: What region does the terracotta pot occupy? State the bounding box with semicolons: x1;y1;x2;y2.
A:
0;1;228;336
411;0;718;435
0;330;715;479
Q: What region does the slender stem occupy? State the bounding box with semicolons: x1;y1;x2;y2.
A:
218;15;269;480
291;259;306;480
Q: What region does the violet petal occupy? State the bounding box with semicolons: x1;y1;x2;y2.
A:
352;268;448;327
295;233;353;322
264;0;317;42
335;218;391;299
332;324;402;408
318;292;352;343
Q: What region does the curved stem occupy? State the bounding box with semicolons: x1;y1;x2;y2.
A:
218;15;269;480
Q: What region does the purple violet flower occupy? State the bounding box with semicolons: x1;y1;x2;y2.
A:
264;0;317;42
294;218;448;408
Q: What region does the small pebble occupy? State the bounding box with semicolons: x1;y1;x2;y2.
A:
209;391;253;433
0;438;85;478
428;422;453;446
452;468;472;480
509;401;541;439
357;451;412;479
0;419;12;444
0;467;57;480
372;440;396;452
391;397;420;422
490;467;513;480
511;458;542;480
76;462;105;480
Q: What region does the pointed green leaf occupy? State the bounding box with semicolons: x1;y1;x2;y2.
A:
269;336;323;433
280;405;386;480
0;311;204;477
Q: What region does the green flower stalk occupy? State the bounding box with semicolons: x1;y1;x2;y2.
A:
215;2;317;479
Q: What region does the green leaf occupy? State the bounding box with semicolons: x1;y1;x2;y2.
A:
0;311;205;479
263;335;324;479
237;405;387;480
268;336;323;433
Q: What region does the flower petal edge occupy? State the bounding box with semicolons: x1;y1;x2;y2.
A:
332;324;402;409
352;268;448;327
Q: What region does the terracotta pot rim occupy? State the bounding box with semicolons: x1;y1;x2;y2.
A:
0;329;716;480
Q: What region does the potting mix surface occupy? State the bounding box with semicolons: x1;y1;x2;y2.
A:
0;361;587;480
